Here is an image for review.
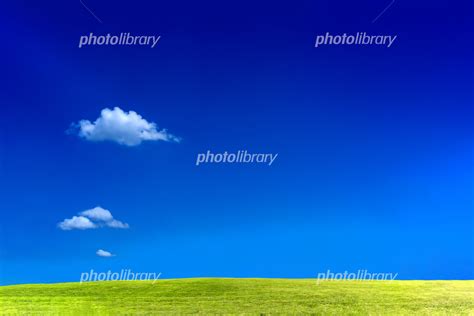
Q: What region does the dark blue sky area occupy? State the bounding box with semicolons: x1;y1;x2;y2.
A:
0;0;473;284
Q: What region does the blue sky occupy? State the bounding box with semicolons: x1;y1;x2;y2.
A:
0;0;473;284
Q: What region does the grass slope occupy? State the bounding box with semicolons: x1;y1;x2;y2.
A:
1;278;473;315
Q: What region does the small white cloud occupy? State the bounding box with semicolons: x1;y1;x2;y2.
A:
58;206;129;230
69;107;181;146
80;207;113;222
58;216;97;230
96;249;115;257
106;219;129;229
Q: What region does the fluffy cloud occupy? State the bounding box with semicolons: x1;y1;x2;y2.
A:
57;216;96;230
96;249;115;257
80;207;114;222
106;219;129;229
70;107;181;146
58;206;129;230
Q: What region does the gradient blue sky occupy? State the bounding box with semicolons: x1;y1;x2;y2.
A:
1;0;473;284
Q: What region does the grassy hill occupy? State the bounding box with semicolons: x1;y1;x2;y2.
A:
1;278;473;315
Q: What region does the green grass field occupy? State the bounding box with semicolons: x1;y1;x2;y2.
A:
1;278;473;315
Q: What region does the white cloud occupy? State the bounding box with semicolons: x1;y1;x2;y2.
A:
80;207;113;222
106;219;129;229
57;216;97;230
70;107;181;146
96;249;115;257
58;206;129;230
